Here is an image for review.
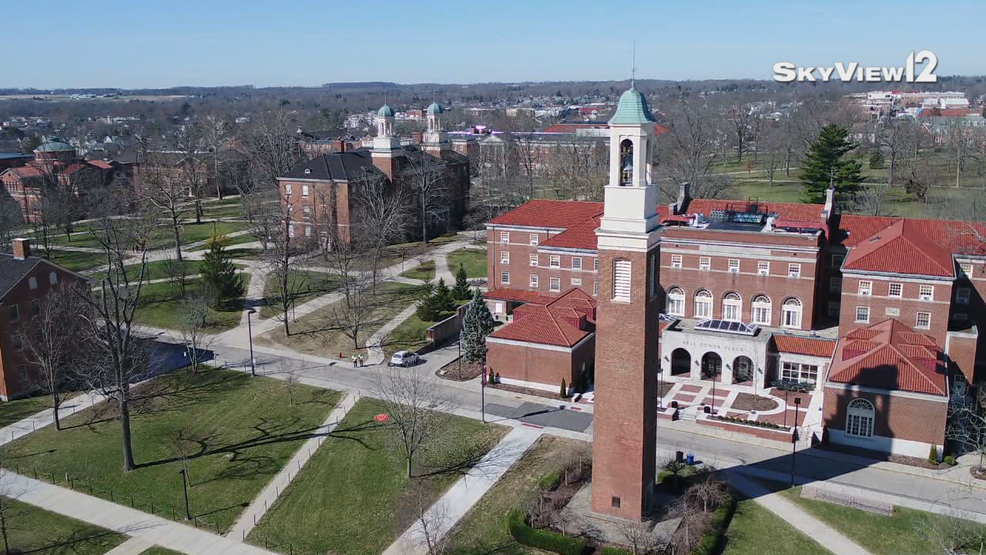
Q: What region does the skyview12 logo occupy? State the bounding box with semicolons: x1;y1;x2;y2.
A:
773;50;938;84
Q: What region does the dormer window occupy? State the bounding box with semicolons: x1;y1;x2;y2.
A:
619;139;633;186
304;168;312;175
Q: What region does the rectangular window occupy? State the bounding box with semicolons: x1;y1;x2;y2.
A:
829;277;842;293
9;304;19;323
668;296;684;316
530;253;538;267
593;282;599;296
649;253;657;299
613;259;632;301
529;233;539;246
500;251;510;264
529;274;539;288
699;256;711;271
828;301;840;317
855;306;870;323
304;225;312;237
916;312;931;329
957;287;971;305
757;261;770;276
500;272;510;285
549;277;561;292
960;263;974;277
572;257;582;271
919;285;934;301
831;254;845;268
728;259;739;273
788;263;801;278
571;277;582;286
858;281;872;296
301;185;309;198
782;362;818;384
671;254;682;268
288;225;295;237
888;282;902;297
302;205;311;216
549;255;560;268
284;183;292;196
593;258;599;271
847;413;874;438
885;307;900;317
500;232;509;244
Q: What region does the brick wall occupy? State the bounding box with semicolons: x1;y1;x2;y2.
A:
485;228;599;296
839;275;952;344
822;387;948;447
486;335;594;386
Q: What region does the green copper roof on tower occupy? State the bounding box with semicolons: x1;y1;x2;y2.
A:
426;101;443;116
377;104;395;117
609;86;655;125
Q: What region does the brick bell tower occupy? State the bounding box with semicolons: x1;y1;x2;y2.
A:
590;83;661;520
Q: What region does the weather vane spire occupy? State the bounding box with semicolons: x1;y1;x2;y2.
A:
631;39;637;87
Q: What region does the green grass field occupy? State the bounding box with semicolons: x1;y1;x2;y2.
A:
48;221;248;251
247;398;506;555
446;248;487;279
400;260;436;281
90;259;201;283
0;394;54;428
260;270;342;319
138;547;186;555
4;368;340;534
721;497;828;555
134;275;250;332
47;249;106;272
1;499;126;554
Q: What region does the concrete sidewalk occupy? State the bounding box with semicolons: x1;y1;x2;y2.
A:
226;392;359;541
1;471;277;555
382;426;543;555
728;471;870;555
0;392;105;446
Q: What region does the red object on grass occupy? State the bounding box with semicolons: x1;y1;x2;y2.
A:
374;413;390;422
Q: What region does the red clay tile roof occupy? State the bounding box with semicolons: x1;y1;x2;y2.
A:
828;319;946;396
488;200;603;230
489;288;596;347
773;335;836;358
483;288;544;304
843;219;955;277
6;166;43;179
87;160;113;170
540;215;602;251
685;199;826;223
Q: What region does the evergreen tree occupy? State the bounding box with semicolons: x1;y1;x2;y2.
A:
415;278;456;321
453;263;471;300
800;124;863;206
460;289;495;364
200;233;244;308
868;150;885;170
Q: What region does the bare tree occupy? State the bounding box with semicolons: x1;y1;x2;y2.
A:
403;148;449;244
138;142;191;262
375;366;456;478
240;187;280;252
170;123;208;223
261;189;311;336
920;509;986;555
617;520;656;555
655;100;732;201
201;114;231;199
724;102;753;162
410;480;451;555
877;118;922;188
178;292;212;374
666;496;702;555
240;109;304;190
685;474;729;513
946;387;986;472
545;138;608;202
853;184;896;217
319;242;387;351
350;168;412;289
0;195;22;254
14;284;86;431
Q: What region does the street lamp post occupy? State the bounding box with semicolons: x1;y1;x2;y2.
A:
481;365;487;423
246;308;257;377
178;468;191;520
790;396;802;487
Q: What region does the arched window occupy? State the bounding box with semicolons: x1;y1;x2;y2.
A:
49;272;58;285
666;287;685;316
782;297;803;329
722;292;742;322
701;352;722;381
846;398;875;438
613;259;632;301
733;356;754;383
671;348;691;376
28;277;38;290
752;295;771;325
694;289;713;319
619;139;633;186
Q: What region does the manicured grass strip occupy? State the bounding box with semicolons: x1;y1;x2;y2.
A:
187;230;257;252
134;275;250;332
47;249;106;272
722;498;828;555
248;398;506;555
0;394;53;429
260;270;342;319
445;436;586;555
5;368;340;534
446;248;487;279
781;486;986;555
138;547;186;555
1;498;126;554
90;259;201;282
383;311;432;358
400;260;436;281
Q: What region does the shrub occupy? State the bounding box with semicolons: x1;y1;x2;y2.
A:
944;455;957;466
600;546;633;555
929;444;940;464
709;415;786;430
689;494;737;555
537;470;561;491
560;378;568;398
506;509;587;555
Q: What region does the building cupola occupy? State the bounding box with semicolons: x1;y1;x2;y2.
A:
373;103;401;153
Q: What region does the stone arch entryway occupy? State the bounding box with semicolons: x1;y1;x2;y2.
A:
671;348;691;376
733;356;754;384
701;352;722;381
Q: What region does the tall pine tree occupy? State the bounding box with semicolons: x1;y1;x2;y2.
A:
200;232;245;309
800;124;863;206
452;263;471;300
460;289;494;364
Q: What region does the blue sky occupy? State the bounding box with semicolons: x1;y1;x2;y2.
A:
6;0;983;88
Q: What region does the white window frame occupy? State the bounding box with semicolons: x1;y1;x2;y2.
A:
613;259;632;301
788;263;801;278
915;311;931;330
500;232;509;244
671;254;683;268
727;259;740;273
571;277;582;286
549;278;561;292
699;256;711;271
782;298;803;328
858;280;872;296
757;261;770;276
572;257;582;271
855;306;870;324
529;274;539;288
694;290;713;319
667;287;685;316
28;277;37;290
593;258;599;271
752;295;772;325
9;304;20;323
301;184;309;198
500;251;510;264
919;285;934;301
49;272;58;285
530;253;539;266
846;398;875;438
529;233;539;246
593;281;599;296
304;225;312;237
285;183;292;196
960;263;974;276
500;271;510;285
888;282;902;298
722;292;742;322
549;255;561;268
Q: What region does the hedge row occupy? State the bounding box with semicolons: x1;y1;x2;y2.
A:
710;415;786;430
689;495;737;555
506;509;587;555
600;546;633;555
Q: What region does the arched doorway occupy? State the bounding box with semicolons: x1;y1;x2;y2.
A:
671;348;691;376
701;352;722;381
733;356;754;384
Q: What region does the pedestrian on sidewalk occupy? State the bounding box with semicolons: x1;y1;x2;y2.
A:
358;353;364;367
351;354;357;368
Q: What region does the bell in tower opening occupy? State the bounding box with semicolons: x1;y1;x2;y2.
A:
619;139;633;186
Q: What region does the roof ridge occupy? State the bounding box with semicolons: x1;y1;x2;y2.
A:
885;342;945;395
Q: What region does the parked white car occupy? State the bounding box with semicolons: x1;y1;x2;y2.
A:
389;351;420;367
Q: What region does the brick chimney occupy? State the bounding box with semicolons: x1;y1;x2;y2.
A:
332;139;347;153
12;238;30;260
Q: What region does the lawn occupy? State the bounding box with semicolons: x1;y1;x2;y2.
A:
49;221;248;251
311;235;459;272
138;548;186;555
90;259;201;283
400;260;436;281
446;248;487;279
445;436;587;555
260;270;342;319
721;498;828;555
186;230;257;252
781;486;986;555
1;499;126;554
4;368;340;534
382;311;432;358
257;281;422;360
0;394;53;428
134;275;250;332
47;249;106;272
248;398;507;555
